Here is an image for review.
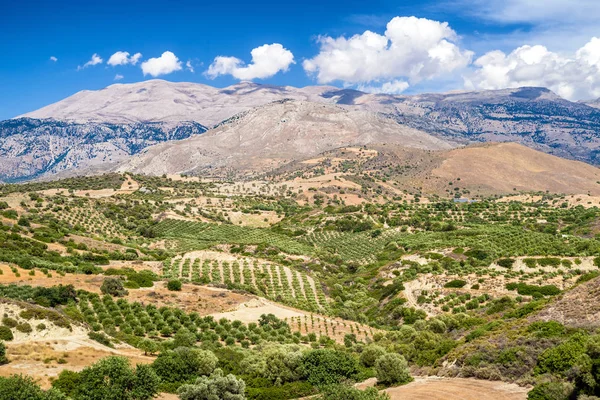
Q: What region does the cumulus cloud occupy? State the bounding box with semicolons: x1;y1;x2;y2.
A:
141;51;182;77
206;43;295;80
303;16;473;93
49;56;57;62
464;37;600;100
186;60;194;73
357;80;410;95
107;51;142;66
114;74;124;81
78;53;103;70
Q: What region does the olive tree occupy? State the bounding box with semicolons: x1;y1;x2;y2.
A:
375;353;411;385
177;368;246;400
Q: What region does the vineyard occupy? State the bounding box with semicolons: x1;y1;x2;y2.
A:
154;219;313;255
162;252;328;313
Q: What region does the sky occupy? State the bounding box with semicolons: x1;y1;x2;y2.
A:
2;0;600;120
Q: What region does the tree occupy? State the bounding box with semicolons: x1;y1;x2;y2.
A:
152;348;218;385
375;353;411;385
100;277;128;297
72;356;159;400
0;375;67;400
173;327;197;348
167;279;182;291
139;339;159;356
177;368;246;400
360;345;386;368
301;349;359;386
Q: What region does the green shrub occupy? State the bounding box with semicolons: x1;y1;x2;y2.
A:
527;382;574;400
100;277;128;297
0;341;7;365
167;279;182;291
444;280;467;288
301;349;359;387
0;326;14;341
2;317;17;328
360;345;386;368
16;323;32;333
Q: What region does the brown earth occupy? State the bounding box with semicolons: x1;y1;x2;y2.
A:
533;276;600;329
383;376;528;400
431;142;600;196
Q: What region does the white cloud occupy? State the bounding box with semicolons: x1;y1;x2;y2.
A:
464;37;600;100
78;53;103;70
107;51;142;66
49;56;57;62
206;43;295;80
186;60;194;73
140;51;182;77
114;74;124;81
303;16;473;93
357;80;410;95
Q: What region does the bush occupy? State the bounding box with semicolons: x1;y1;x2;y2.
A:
2;317;17;328
100;277;128;297
444;280;467;288
374;353;411;385
319;385;390;400
497;258;515;269
527;382;574;400
0;326;14;341
16;323;32;333
167;279;182;291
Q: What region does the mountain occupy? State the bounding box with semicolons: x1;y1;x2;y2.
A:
0;118;206;182
19;80;335;126
5;80;600;182
116;99;452;176
324;86;600;164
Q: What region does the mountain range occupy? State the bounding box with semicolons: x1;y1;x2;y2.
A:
3;79;600;183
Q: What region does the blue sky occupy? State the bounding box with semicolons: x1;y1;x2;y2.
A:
2;0;600;120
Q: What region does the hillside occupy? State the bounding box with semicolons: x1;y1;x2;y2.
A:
117;100;453;176
0;118;206;182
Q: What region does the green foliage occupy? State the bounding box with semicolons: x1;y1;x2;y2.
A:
0;325;13;341
374;353;411;385
0;374;67;399
177;368;246;400
360;345;386;368
301;349;359;387
100;277;128;297
506;283;561;297
535;334;587;374
319;385;390;400
152;348;218;385
527;382;574;400
444;279;467;288
167;279;182;291
70;356;159;400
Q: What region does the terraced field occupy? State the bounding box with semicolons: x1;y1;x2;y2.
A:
162;251;328;312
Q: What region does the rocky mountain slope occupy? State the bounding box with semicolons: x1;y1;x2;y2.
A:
5;80;600;182
19;80;335;126
117;100;452;176
0;118;206;182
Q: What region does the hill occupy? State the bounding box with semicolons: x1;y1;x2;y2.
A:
117;100;453;177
